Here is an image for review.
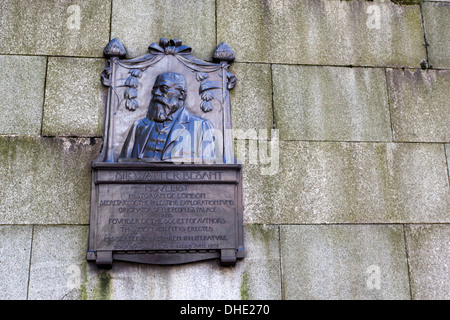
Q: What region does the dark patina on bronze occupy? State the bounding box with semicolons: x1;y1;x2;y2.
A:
87;38;243;268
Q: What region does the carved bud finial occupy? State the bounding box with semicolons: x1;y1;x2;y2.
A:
213;42;235;63
103;38;126;59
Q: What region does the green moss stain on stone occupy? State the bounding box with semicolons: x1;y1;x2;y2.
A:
77;264;88;300
391;0;422;5
94;272;112;300
240;270;249;300
79;229;89;300
239;225;281;299
247;225;276;258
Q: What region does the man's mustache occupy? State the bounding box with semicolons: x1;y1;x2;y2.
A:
151;95;170;106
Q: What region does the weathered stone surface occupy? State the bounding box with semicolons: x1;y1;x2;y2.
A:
217;0;426;66
0;0;111;57
387;68;450;142
237;225;281;300
111;0;216;61
243;141;450;224
0;136;102;224
42;57;105;136
0;226;32;300
422;2;450;68
83;225;280;300
28;226;89;300
230;63;273;137
273;65;391;142
0;55;46;135
405;224;450;300
280;225;410;300
27;225;280;299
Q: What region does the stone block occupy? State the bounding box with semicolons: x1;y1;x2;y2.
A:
0;226;32;300
0;55;46;135
0;136;102;224
217;0;426;67
387;68;450;142
422;2;450;68
405;224;450;300
230;63;274;137
111;0;216;61
42;57;105;136
280;225;411;300
28;226;89;300
243;141;450;224
0;0;111;57
27;225;280;299
272;65;392;142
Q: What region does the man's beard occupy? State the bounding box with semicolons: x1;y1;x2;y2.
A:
147;96;183;122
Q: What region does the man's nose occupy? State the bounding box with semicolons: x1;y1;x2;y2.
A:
153;87;162;96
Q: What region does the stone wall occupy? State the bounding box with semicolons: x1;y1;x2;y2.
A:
0;0;448;300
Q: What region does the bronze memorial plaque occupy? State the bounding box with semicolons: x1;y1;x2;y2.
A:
87;38;244;268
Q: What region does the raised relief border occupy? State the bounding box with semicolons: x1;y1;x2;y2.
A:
87;39;244;268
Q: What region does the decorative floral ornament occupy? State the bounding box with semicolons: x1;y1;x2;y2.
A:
123;68;143;111
198;74;221;113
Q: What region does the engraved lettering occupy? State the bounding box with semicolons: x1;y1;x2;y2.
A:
113;171;224;181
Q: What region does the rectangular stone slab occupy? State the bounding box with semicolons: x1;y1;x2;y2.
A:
0;136;102;224
217;0;425;66
0;0;111;57
243;141;450;224
0;55;46;135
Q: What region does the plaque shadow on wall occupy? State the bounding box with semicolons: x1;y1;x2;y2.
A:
86;38;244;268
